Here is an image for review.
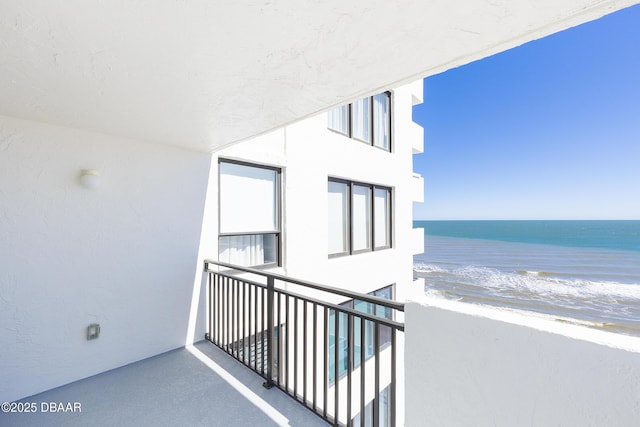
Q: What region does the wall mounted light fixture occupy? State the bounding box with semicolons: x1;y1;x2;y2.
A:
80;169;100;190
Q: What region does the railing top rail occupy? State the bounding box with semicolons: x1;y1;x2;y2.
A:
211;269;404;331
204;259;405;312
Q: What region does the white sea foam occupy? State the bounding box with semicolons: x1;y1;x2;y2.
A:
413;262;446;274
423;288;448;299
425;265;640;301
517;270;554;277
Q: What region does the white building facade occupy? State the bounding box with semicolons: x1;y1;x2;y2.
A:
212;80;424;298
206;80;424;425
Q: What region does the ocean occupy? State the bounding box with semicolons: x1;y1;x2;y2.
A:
413;220;640;336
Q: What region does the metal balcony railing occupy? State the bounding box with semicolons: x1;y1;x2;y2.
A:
204;260;405;427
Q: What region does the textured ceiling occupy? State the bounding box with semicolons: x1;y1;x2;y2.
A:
1;1;637;152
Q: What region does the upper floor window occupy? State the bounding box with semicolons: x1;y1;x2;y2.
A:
328;178;392;257
219;160;281;267
328;91;391;151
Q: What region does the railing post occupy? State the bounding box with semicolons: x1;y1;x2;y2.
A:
263;275;275;389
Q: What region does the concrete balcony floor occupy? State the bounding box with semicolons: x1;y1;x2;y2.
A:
2;341;327;426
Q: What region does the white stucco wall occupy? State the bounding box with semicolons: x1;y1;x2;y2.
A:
405;298;640;426
0;115;211;402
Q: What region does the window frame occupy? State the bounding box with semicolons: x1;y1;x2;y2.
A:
328;177;393;258
373;186;392;250
327;91;392;152
218;158;282;267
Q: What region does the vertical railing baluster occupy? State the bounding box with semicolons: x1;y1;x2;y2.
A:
303;300;308;405
390;328;397;427
215;272;219;343
360;318;366;427
334;309;339;427
294;297;298;398
232;279;237;355
312;303;318;411
285;294;290;392
277;291;281;388
347;313;353;426
260;288;267;377
235;279;240;357
217;275;221;345
213;272;217;342
373;322;380;427
222;276;226;349
216;273;219;343
313;303;317;412
222;276;226;350
242;281;246;364
263;276;275;388
323;306;328;420
229;279;233;354
205;274;215;341
248;282;253;368
253;284;258;371
227;277;231;352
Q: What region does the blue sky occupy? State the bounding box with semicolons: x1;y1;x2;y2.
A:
412;5;640;220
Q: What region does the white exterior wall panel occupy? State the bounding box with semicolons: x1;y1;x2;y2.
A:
405;299;640;426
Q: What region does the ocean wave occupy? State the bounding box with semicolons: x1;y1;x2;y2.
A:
414;264;640;301
413;262;447;274
516;270;554;277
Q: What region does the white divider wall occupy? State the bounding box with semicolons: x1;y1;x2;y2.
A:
404;298;640;426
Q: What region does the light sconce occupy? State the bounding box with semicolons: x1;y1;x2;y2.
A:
80;169;100;190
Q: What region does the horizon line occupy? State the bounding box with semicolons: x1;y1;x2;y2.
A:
413;218;640;221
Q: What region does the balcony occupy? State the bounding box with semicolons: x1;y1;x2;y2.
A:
4;261;403;427
204;260;405;426
6;261;640;426
6;260;639;427
2;341;325;426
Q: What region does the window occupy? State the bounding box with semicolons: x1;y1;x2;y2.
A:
327;104;349;135
372;92;391;150
328;178;392;257
328;91;392;151
328;181;349;255
329;284;395;382
352;185;371;252
219;160;281;267
351;97;371;143
352;385;391;427
374;187;391;248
